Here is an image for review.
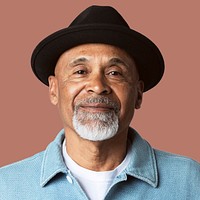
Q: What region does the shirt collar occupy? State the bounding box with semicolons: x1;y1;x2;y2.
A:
40;129;67;187
40;128;158;188
125;128;158;188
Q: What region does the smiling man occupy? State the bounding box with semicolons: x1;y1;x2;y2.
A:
0;5;200;200
49;44;142;143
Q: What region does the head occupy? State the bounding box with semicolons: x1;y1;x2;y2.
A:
31;5;164;141
48;43;143;141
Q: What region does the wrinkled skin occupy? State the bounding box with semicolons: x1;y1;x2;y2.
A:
48;43;144;170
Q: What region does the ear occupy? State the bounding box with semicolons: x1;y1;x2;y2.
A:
48;76;59;105
135;80;144;109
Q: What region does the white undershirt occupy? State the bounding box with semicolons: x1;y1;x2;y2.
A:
62;139;131;200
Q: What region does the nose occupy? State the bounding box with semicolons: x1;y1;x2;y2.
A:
86;74;111;95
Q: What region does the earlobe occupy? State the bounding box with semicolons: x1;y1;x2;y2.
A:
135;80;144;109
48;76;58;105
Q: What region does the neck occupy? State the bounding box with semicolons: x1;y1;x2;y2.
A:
64;127;129;171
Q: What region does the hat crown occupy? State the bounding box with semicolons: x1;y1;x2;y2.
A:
31;5;164;92
70;5;129;28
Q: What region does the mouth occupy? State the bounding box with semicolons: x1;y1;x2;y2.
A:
79;104;115;113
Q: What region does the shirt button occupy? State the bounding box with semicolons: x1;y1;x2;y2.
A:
66;175;73;184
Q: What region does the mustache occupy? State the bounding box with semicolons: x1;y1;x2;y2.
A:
74;96;120;113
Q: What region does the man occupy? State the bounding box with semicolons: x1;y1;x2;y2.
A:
0;5;199;200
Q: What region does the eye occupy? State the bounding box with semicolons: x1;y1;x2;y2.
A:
108;71;122;76
74;70;87;75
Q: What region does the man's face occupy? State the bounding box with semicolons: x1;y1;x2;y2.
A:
48;44;143;141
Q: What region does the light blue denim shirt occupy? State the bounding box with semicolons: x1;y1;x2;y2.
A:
0;128;200;199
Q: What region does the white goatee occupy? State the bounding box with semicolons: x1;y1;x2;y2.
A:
72;97;119;141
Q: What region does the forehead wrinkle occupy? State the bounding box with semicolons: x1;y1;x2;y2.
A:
54;44;138;76
108;57;130;68
68;57;90;67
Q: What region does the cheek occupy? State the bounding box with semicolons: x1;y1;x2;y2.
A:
57;82;85;124
58;81;84;105
116;85;137;122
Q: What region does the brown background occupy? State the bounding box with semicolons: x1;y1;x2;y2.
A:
0;0;199;167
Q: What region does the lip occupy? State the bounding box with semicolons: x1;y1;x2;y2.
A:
79;103;114;112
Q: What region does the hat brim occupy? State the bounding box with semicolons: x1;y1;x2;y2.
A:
31;24;164;92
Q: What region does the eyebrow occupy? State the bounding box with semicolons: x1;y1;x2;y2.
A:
108;57;130;68
68;57;130;69
68;57;89;67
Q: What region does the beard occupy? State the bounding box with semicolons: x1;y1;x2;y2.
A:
72;96;120;141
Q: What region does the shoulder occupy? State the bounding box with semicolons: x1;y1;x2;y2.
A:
153;149;200;198
0;151;47;199
155;149;200;168
0;151;44;170
154;149;200;183
0;151;44;183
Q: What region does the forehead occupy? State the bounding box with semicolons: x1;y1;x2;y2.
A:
62;43;131;56
57;43;134;63
55;43;138;76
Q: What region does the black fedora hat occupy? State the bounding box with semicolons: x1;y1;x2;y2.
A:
31;5;164;92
